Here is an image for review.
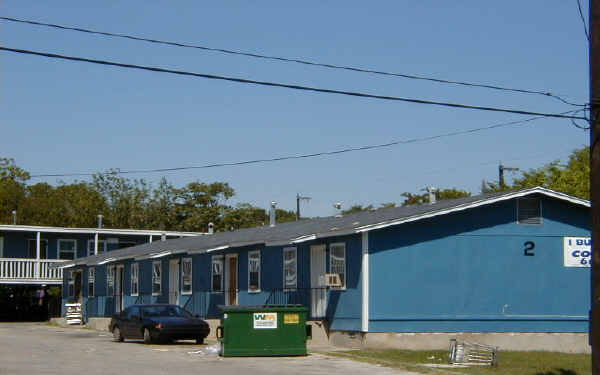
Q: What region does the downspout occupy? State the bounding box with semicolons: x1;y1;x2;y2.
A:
361;231;369;332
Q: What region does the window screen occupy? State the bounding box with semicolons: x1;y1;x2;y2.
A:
152;261;161;295
330;243;346;289
131;263;139;296
107;265;115;296
212;256;223;292
182;258;192;294
88;267;95;297
248;251;261;292
283;247;297;290
58;240;76;260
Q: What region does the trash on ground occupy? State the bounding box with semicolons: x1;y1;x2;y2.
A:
188;344;221;355
423;364;470;369
448;339;498;367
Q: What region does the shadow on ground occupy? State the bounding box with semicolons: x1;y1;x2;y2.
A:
536;369;578;375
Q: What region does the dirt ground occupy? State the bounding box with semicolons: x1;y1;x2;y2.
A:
0;323;420;375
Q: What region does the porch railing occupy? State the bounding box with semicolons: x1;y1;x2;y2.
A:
0;258;66;283
266;288;328;319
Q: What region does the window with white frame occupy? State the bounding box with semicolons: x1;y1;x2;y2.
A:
107;265;115;296
27;239;48;259
88;267;95;297
283;247;297;290
58;239;77;260
182;258;192;295
152;261;161;295
330;243;346;289
131;263;139;296
248;251;261;292
87;240;106;256
211;256;223;292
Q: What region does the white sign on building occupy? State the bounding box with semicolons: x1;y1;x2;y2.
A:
563;237;591;267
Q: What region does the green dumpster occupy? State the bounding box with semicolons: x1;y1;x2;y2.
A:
216;305;312;357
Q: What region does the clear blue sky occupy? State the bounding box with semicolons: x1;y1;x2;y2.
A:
1;1;590;218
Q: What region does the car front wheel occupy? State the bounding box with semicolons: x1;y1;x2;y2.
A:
196;337;204;345
143;328;153;344
112;326;124;342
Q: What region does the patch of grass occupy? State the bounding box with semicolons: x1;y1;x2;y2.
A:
325;349;591;375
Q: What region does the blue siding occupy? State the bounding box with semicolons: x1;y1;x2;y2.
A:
369;197;590;332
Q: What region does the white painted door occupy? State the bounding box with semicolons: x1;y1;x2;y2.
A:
310;245;327;318
169;259;179;305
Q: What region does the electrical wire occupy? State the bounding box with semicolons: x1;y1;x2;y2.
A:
0;46;588;121
28;110;580;178
570;107;591;130
576;0;590;41
0;15;585;107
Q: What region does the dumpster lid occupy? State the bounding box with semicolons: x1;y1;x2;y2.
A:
219;304;307;312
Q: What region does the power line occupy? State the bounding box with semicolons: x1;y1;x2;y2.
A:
29;111;579;178
0;15;584;107
576;0;590;41
0;46;588;121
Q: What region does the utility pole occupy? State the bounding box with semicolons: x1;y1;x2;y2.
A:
498;162;519;188
591;0;600;373
296;194;311;220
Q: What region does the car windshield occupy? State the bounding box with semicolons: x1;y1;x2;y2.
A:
141;305;192;318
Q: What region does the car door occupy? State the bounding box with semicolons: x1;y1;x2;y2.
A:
128;306;143;339
118;307;132;337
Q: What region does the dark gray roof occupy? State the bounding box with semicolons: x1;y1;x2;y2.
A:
64;187;588;267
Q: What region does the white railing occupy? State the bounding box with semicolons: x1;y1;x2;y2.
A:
0;258;66;283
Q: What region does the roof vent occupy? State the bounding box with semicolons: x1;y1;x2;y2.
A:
12;210;16;225
426;187;438;205
269;201;277;227
333;202;343;217
97;214;103;229
208;222;214;234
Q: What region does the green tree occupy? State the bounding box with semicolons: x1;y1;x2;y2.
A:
0;158;29;224
341;205;374;215
401;188;471;206
274;208;297;224
146;178;179;230
222;204;297;231
53;183;108;227
223;203;266;230
482;147;589;200
92;171;151;229
340;203;396;215
20;182;108;227
174;182;235;232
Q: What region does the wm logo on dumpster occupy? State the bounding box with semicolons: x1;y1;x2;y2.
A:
253;312;278;329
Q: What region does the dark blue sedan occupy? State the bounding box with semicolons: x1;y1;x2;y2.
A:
109;304;210;344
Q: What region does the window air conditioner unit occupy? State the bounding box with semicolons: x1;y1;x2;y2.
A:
325;273;342;287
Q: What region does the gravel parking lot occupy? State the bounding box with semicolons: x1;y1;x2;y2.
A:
0;323;418;375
